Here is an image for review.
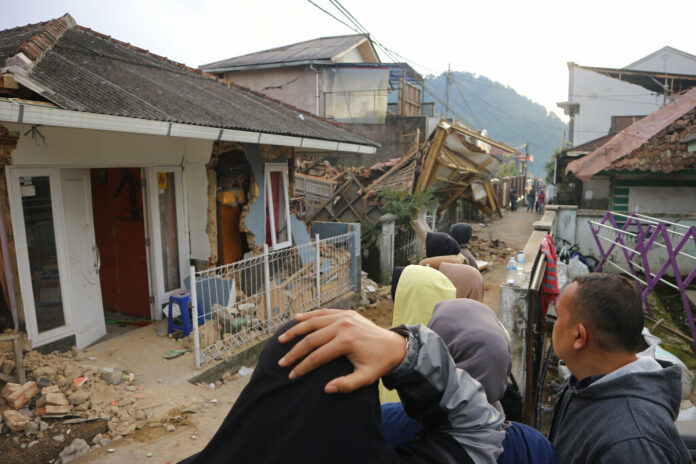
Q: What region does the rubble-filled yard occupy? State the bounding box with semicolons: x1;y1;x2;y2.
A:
0;326;252;464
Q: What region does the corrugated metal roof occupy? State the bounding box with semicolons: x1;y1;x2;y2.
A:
0;16;377;147
199;34;371;71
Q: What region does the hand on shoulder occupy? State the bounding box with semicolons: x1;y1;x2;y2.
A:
278;309;409;394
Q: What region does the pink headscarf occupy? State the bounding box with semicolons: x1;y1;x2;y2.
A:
438;262;485;302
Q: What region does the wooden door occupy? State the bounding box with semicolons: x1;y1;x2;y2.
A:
91;168;150;317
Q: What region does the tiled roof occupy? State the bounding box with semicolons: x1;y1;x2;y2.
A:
0;15;377;147
609;108;696;173
200;34;371;71
567;86;696;181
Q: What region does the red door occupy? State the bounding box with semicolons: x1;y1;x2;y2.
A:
91;168;150;317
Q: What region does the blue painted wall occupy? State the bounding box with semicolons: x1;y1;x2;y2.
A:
244;143;266;248
243;143;310;250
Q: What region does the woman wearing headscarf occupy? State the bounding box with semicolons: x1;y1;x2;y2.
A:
381;299;558;464
450;223;480;270
438;262;485;301
385;264;456;403
419;231;466;269
179;310;505;464
391;264;456;329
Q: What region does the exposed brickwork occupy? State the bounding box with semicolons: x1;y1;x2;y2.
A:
0;125;19;166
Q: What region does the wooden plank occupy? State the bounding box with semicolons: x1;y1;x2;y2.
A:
305;176;354;223
435;177;473;188
14;333;24;384
476;157;495;172
441;147;482;174
416;125;448;192
450;121;514;154
367;149;416;194
483;180;503;218
438;185;468;213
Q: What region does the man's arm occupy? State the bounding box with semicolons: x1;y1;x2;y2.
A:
597;438;688;464
279;310;505;463
385;325;505;464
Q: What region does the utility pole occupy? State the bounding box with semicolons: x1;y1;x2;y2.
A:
445;64;451;118
523;142;529;189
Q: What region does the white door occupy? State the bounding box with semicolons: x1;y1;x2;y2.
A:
60;169;106;348
7;168;105;348
145;167;188;317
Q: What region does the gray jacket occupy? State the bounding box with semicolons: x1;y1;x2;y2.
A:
384;324;505;464
548;357;690;464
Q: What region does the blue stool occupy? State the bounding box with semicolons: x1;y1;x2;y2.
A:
167;291;201;337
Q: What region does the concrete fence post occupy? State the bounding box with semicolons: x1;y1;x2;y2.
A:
379;213;396;285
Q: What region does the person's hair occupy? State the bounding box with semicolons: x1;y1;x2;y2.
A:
569;273;643;353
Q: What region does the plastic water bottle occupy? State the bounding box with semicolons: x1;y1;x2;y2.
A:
516;251;526;278
517;251;525;265
506;257;517;285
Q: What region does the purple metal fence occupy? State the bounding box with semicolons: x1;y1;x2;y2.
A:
589;211;696;345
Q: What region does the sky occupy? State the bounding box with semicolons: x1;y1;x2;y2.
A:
4;0;696;120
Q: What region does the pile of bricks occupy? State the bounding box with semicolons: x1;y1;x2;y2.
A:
1;380;71;432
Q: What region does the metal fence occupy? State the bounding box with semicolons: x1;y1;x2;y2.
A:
190;232;355;366
589;211;696;344
394;223;424;267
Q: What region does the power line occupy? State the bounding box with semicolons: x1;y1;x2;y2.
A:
306;0;361;34
453;83;483;129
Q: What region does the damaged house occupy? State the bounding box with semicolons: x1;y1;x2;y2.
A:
566;85;696;214
200;34;434;167
0;14;377;351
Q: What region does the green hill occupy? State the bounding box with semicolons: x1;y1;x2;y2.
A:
425;71;567;177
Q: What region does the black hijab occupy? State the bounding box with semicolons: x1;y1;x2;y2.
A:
425;232;460;258
450;223;473;247
391;266;405;301
179;320;471;464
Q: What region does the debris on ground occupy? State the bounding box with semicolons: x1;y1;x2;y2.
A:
360;272;390;306
467;236;514;264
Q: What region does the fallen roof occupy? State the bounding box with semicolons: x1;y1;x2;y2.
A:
575;64;696;94
566;86;696;181
0;15;378;151
199;34;377;72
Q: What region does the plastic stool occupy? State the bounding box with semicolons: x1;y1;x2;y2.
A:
167;291;193;337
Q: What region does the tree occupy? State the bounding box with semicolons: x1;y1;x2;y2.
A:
544;159;555;184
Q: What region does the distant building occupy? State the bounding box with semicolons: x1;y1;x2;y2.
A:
200;35;434;165
565;86;696;214
558;46;696;146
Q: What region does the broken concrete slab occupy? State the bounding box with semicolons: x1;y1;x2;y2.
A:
67;391;91;405
100;367;123;385
59;438;90;464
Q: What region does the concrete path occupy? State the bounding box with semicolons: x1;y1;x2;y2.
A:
481;209;539;315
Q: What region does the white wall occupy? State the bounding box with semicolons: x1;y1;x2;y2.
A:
569;66;661;146
629;186;696;214
627;48;696;74
574;210;696;278
6;123;212;260
569;48;696;146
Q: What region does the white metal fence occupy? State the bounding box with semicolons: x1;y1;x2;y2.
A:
190;232;355;366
